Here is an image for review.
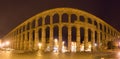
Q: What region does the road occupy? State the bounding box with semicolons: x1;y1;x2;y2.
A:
0;50;119;59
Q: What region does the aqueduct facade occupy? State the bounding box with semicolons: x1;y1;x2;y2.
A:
2;8;120;52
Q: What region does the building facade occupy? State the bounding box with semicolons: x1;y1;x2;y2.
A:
2;8;120;52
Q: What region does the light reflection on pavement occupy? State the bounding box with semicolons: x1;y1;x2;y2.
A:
0;50;119;59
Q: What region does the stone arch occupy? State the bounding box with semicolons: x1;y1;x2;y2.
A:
88;29;92;42
71;14;77;23
16;29;18;35
45;27;50;43
71;26;77;42
19;27;21;33
45;15;50;25
3;8;120;52
32;30;35;48
23;25;25;32
62;13;68;23
104;25;106;33
94;20;98;28
62;26;68;47
27;22;30;30
53;26;59;40
95;31;97;43
38;17;42;26
99;23;102;31
32;30;35;41
80;27;85;43
32;20;35;28
79;15;85;22
53;13;59;24
88;18;92;24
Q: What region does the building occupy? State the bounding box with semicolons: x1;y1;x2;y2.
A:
2;8;120;52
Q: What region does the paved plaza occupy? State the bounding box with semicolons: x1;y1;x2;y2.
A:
0;50;120;59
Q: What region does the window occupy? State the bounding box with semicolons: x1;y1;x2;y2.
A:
104;25;106;32
88;18;92;24
99;23;102;30
71;14;77;23
27;23;30;30
62;13;68;22
32;20;35;28
45;15;50;25
38;17;42;26
53;13;59;23
94;21;98;28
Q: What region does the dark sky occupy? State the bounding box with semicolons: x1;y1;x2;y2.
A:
0;0;120;38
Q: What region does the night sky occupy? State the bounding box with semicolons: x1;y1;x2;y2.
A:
0;0;120;38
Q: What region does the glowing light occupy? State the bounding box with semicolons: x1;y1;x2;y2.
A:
46;46;50;51
117;52;120;57
54;39;58;43
80;44;84;51
94;43;97;47
0;41;10;48
71;42;76;52
1;43;5;47
53;47;58;53
53;39;59;52
85;42;91;52
38;43;42;49
101;57;104;59
5;41;10;46
62;41;67;53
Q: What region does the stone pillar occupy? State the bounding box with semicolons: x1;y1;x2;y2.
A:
102;33;105;49
68;14;71;52
84;27;88;51
15;36;17;49
58;14;62;52
16;34;19;50
105;34;108;49
58;26;62;52
23;25;27;50
19;35;21;50
91;30;95;52
41;27;46;51
76;27;80;52
34;19;39;51
41;17;46;51
13;36;15;49
97;32;101;50
29;31;33;51
29;23;32;51
20;28;23;50
68;26;71;52
18;31;20;50
50;26;53;51
50;15;53;52
24;31;27;50
84;16;88;51
34;29;39;51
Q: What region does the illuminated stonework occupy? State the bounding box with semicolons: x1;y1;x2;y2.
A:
2;8;120;52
